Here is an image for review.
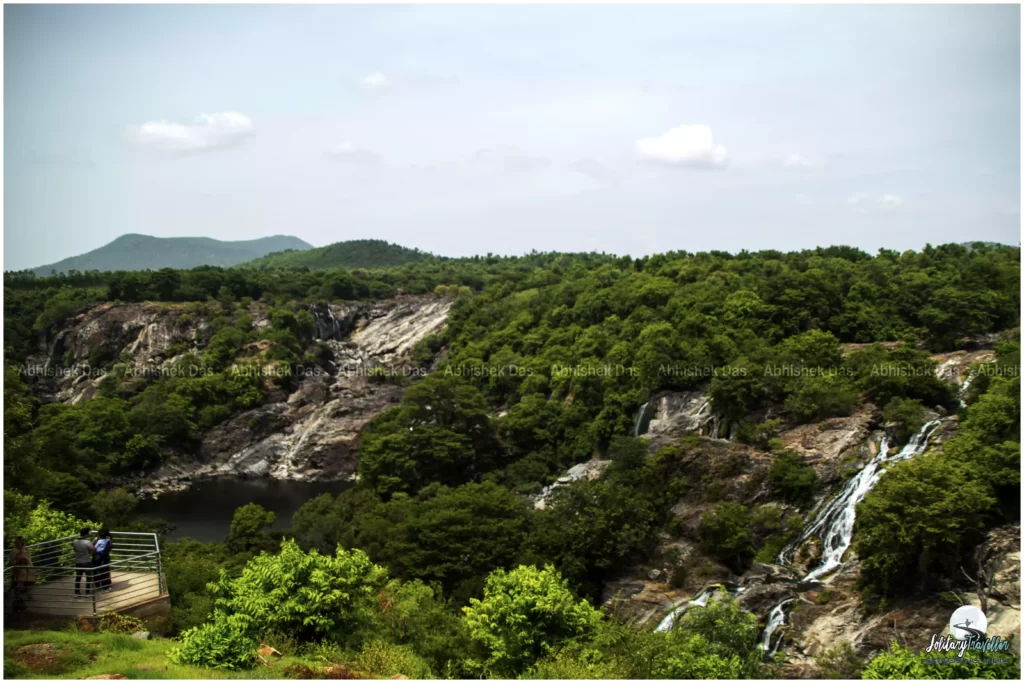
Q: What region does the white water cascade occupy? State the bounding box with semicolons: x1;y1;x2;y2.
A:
312;306;342;341
958;372;976;408
633;402;651;438
780;419;942;581
759;598;794;658
655;588;716;633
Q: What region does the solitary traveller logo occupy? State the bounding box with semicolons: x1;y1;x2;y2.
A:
925;606;1011;658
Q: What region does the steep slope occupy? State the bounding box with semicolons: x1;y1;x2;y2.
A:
241;239;437;269
28;234;313;276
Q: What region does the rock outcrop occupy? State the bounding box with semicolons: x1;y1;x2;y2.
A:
25;295;455;496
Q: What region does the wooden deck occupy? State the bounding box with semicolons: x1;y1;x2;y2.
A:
13;571;164;617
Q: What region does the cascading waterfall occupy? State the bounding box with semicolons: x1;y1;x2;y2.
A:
633;402;651;438
692;399;711;417
759;598;794;658
779;419;942;581
312;305;343;341
958;372;975;408
655;588;715;632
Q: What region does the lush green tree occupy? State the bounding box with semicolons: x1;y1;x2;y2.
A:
854;454;995;595
90;488;138;529
768;451;819;508
462;564;602;677
225;503;276;556
209;538;389;645
698;503;755;572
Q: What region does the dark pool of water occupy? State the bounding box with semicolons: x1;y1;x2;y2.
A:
136;477;352;543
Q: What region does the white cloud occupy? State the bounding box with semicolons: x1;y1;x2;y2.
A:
847;192;904;211
795;193;812;206
131;112;254;153
782;153;819;170
635;124;728;168
361;72;392;89
328;141;381;164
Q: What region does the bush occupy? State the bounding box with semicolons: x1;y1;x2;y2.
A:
882;397;926;446
768;451;819;508
462;564;602;677
815;642;863;678
697;503;754;571
169;616;259;670
210;539;389;646
354;640;433;679
862;642;1019;679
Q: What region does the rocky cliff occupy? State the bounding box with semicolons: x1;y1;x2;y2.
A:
25;295;454;496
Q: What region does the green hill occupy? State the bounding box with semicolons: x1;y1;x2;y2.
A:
241;239;437;270
28;234;313;276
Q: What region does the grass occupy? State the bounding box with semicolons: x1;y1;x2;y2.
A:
2;629;327;680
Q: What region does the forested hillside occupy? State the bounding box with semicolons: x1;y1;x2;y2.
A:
3;242;1020;679
240;239;436;270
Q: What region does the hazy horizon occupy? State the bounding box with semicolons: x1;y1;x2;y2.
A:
5;3;1021;271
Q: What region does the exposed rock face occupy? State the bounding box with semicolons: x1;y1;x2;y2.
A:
533;458;612;510
25;302;231;404
775;403;879;484
932;348;999;387
26;295;454;496
643;389;714;445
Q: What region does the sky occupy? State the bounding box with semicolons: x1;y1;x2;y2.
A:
4;3;1021;270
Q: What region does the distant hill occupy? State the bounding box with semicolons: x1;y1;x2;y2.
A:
241;239;437;270
28;234;313;276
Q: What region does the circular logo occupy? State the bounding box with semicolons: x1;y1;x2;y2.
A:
949;605;987;641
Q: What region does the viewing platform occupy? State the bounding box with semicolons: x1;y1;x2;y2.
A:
3;531;169;620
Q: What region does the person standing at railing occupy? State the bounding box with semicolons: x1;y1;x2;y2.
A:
93;530;113;591
72;528;95;598
11;537;36;612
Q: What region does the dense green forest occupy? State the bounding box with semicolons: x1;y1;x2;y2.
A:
239;238;437;270
4;241;1020;679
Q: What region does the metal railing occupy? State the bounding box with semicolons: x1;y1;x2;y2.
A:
3;531;165;617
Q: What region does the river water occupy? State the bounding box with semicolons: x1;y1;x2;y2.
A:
135;477;352;543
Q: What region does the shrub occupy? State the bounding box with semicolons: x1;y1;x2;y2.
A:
768;451;819;508
462;564;602;677
169;616;259;671
354;640;432;679
697;503;754;571
862;642;1019;679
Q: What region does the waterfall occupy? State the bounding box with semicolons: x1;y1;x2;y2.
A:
692;399;710;417
780;419;942;580
655;588;715;633
633;402;651;438
958;372;975;408
312;305;343;341
759;598;794;658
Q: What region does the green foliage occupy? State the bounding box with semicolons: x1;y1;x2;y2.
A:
225;503;276;555
862;642;1019;679
91;488;139;529
650;591;765;679
353;640;433;679
854;454;995;595
210;539;389;645
462;564;601;677
883;397;927;445
3;490;98;546
698;503;754;571
169;616;260;671
768;451;819;508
